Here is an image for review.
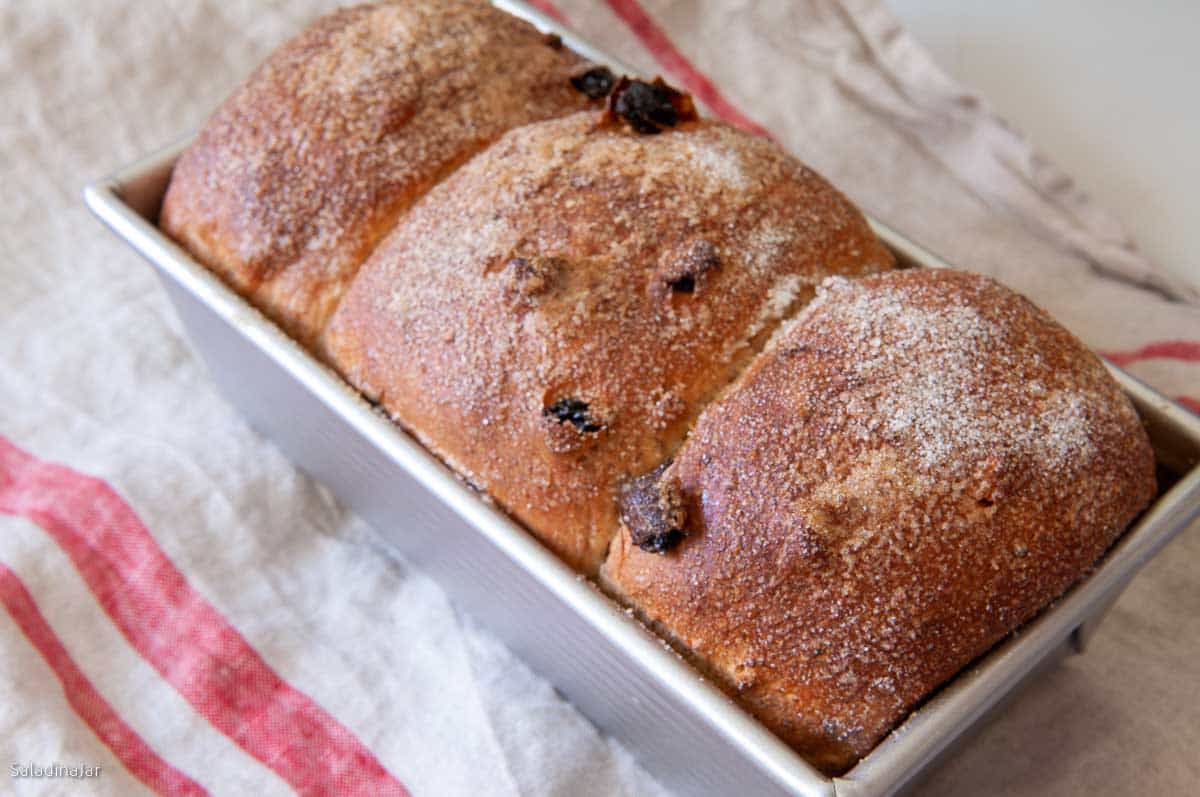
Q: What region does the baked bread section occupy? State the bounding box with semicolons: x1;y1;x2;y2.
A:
324;109;895;573
601;269;1156;774
160;0;600;352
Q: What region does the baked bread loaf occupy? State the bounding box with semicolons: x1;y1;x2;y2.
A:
160;2;1159;774
161;0;601;352
324;109;895;573
601;268;1157;774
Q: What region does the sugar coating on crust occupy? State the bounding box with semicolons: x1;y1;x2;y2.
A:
160;0;597;349
324;112;894;573
601;268;1156;774
807;274;1096;473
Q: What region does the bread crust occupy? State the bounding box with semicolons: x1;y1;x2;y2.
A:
601;269;1157;774
324;111;894;573
159;5;1158;771
160;0;596;351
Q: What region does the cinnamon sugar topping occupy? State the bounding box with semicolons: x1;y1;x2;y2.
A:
804;274;1100;476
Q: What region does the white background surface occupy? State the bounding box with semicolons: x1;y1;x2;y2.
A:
888;0;1200;291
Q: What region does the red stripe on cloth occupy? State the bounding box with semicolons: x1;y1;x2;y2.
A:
0;562;208;797
602;0;771;137
1101;340;1200;367
0;437;409;797
526;0;569;25
1175;396;1200;415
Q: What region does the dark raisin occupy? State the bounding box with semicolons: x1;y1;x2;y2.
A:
543;32;563;50
638;528;683;554
668;274;695;293
620;462;687;554
504;255;562;301
654;239;720;298
977;497;994;508
605;77;697;134
544;398;603;433
570;66;616;99
614;80;675;133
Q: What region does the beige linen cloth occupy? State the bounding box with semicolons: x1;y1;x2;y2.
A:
2;0;1197;795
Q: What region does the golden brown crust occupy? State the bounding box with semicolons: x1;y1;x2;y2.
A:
324;111;894;573
160;0;597;351
600;268;1157;774
157;3;1159;770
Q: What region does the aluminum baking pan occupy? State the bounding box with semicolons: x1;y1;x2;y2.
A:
83;15;1200;796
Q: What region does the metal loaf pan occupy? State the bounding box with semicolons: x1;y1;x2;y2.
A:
84;7;1200;795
